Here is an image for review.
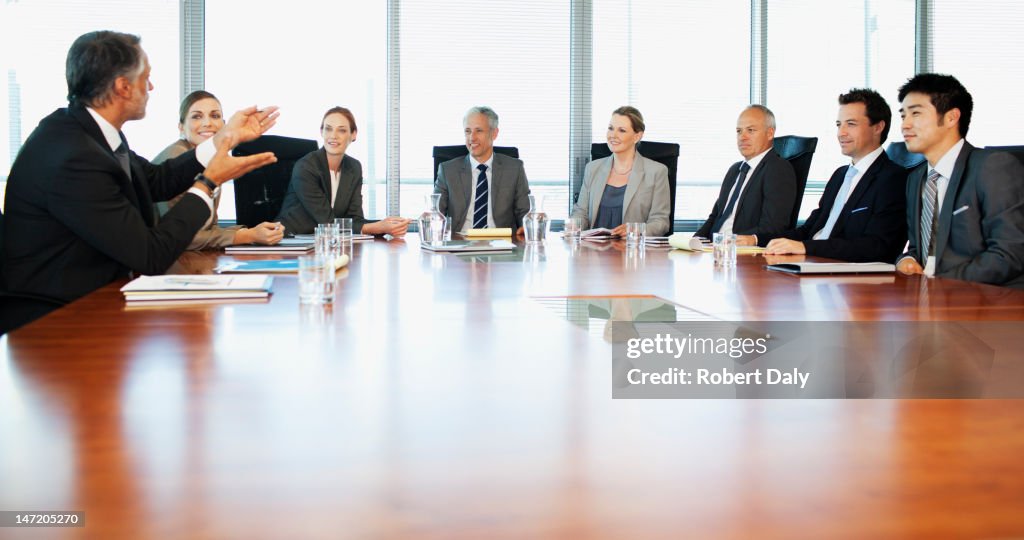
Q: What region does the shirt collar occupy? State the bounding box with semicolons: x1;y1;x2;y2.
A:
85;107;123;152
744;147;772;171
850;145;884;172
932;138;966;179
469;152;494;172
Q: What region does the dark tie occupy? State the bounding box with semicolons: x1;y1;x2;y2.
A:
473;163;488;229
115;132;132;182
920;169;940;264
712;162;751;233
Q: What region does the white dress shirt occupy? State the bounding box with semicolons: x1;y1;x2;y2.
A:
812;145;884;240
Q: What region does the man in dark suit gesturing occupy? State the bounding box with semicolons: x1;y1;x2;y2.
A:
895;74;1024;289
435;106;531;234
695;105;796;241
745;88;908;262
2;31;279;312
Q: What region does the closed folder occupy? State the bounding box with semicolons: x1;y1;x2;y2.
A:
465;228;512;237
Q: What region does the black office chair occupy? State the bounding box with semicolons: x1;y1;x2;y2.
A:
985;145;1024;166
886;141;927;170
0;207;67;335
233;135;318;228
589;141;681;233
772;135;818;228
431;145;520;179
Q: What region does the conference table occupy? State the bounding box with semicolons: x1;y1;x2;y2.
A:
2;236;1023;539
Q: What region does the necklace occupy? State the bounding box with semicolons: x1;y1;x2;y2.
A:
612;159;633;175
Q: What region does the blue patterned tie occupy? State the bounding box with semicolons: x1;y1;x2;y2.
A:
920;169;940;264
817;165;857;239
712;162;750;233
473;164;488;229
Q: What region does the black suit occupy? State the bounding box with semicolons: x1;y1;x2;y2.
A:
758;151;908;262
275;149;374;235
901;142;1024;289
695;150;796;239
1;105;209;305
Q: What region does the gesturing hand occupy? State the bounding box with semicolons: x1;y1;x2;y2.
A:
213;105;281;150
203;132;277;184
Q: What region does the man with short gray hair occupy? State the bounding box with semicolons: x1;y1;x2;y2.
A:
695;104;796;240
434;106;531;233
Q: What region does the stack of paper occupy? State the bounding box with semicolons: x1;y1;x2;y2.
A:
580;228;616;241
644;236;672;248
420;240;516;254
214;255;350;274
465;228;512;238
225;237;314;254
120;275;274;302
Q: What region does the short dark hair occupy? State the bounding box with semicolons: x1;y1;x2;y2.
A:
838;88;892;144
321;106;358;133
897;73;973;138
178;90;220;124
66;31;144;108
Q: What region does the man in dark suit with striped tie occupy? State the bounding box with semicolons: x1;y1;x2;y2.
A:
434;106;531;234
744;88;908;262
895;73;1024;289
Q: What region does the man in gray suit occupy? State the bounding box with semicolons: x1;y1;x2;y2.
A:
895;73;1024;289
434;106;531;234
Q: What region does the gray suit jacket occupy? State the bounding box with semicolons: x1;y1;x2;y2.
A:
570;154;671;236
902;142;1024;289
434;152;531;230
276;149;372;235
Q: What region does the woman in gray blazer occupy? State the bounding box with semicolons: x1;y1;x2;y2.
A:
276;107;409;236
571;106;671;236
153;90;284;249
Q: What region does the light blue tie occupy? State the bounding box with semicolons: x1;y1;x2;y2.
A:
817;165;857;240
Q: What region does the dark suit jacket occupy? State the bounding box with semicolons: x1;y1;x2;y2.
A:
901;142;1024;289
758;151;908;262
275;149;373;235
695;150;796;239
434;152;531;230
1;105;209;304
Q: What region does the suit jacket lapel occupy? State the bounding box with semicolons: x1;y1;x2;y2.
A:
458;155;474;224
622;157;645;218
70;106;139;210
736;155;769;215
935;142;973;264
590;158;613;225
832;153;887;232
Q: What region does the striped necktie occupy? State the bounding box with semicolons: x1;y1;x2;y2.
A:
473;164;488;229
712;162;751;233
920;169;941;264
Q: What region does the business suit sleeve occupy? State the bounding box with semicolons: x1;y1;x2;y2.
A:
570;161;597;228
804;166;908;262
289;154;336;226
511;160;531;228
341;159;375;233
47;145;209;275
756;157;796;236
695;168;733;239
759;167;843;246
645;164;671;236
945;152;1024;284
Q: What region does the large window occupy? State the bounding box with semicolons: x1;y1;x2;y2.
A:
931;0;1024;146
592;0;750;221
0;0;180;211
206;0;387;220
767;0;915;219
398;0;570;219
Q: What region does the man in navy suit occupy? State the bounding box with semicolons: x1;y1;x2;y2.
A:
2;31;279;311
695;105;796;241
895;74;1024;288
743;88;908;262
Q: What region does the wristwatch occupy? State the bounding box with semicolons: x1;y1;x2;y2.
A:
194;173;218;193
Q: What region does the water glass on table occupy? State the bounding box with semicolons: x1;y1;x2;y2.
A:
563;216;583;241
298;255;335;304
713;232;737;267
625;222;646;248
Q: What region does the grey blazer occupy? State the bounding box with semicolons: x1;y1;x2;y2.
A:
570;154;671;236
901;142;1024;289
276;149;372;235
434;152;531;230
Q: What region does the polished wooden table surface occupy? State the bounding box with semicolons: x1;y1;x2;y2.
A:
3;238;1024;539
